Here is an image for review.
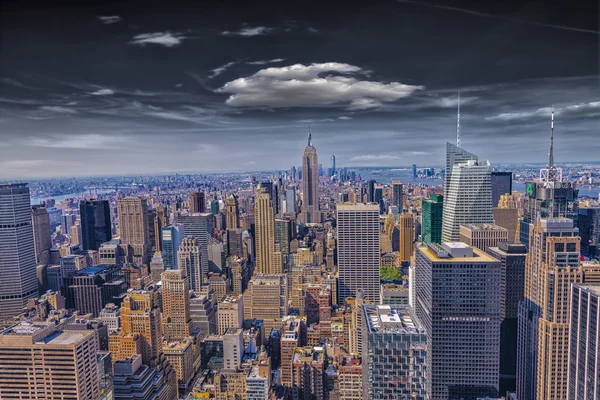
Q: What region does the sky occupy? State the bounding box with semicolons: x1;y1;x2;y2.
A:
0;0;598;178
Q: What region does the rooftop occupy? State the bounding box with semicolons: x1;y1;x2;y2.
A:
575;284;600;297
363;305;425;335
460;223;507;231
419;243;499;263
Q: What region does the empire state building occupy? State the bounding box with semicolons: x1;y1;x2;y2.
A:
302;129;319;224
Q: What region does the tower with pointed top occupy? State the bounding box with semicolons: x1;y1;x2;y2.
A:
457;90;461;148
302;127;319;224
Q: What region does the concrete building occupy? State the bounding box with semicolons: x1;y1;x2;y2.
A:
244;274;288;333
223;327;244;370
494;194;519;243
280;318;301;387
112;355;177;400
302;130;319;224
190;290;217;337
415;242;503;400
118;197;151;264
399;211;415;264
218;295;244;335
255;190;276;275
99;302;121;333
0;322;99;399
459;223;509;252
161;269;192;341
163;337;197;391
32;204;52;265
337;203;381;303
190;191;205;214
362;305;428;399
225;194;240;230
0;183;39;320
178;237;203;291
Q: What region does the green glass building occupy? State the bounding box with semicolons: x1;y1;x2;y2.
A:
421;194;443;244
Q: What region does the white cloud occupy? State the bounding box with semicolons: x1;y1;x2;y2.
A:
30;134;130;149
338;116;352;120
130;32;186;47
39;106;78;114
98;15;121;24
216;62;423;109
209;62;236;79
486;101;600;121
350;154;402;161
90;88;115;96
221;26;273;36
435;95;478;108
246;58;285;65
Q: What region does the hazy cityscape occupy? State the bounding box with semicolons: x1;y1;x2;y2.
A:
1;0;599;400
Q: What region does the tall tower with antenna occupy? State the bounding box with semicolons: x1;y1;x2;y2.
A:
302;125;319;223
457;91;461;148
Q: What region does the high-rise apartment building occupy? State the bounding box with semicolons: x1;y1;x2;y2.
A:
392;180;403;209
161;269;192;341
118;197;151;264
0;322;99;399
80;199;112;251
568;284;600;400
31;204;52;265
487;242;527;394
421;194;443;244
302;131;319;224
516;218;582;400
399;211;415;264
190;191;205;214
255;190;275;274
175;213;214;278
337;203;380;303
161;224;184;270
362;305;428;399
178;237;203;291
0;183;39;320
442;158;493;242
491;171;513;207
225;194;240;229
415;242;503;400
459;223;508;252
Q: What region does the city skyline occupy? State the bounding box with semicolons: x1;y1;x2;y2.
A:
0;0;598;178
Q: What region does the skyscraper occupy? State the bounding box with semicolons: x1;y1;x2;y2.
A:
161;269;192;341
459;223;508;252
415;242;503;400
330;153;336;177
444;142;478;200
392;180;403;209
80;199;112;251
516;218;582;400
225;194;240;229
286;187;296;214
175;213;214;278
399;211;415;264
31;204;52;265
442;156;493;243
421;194;443;244
255;190;275;275
412;164;417;178
337;203;380;303
366;180;375;203
178;237;203;291
301;130;319;224
161;224;184;270
491;171;513;207
0;183;38;320
153;204;168;252
190;191;205;214
494;194;519;243
117;197;151;264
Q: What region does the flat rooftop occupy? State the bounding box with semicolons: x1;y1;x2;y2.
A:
418;243;499;263
363;305;425;335
576;284;600;297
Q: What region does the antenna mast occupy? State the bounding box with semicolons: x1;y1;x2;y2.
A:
456;91;461;148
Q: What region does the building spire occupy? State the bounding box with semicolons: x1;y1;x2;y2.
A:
456;91;461;148
549;106;555;169
308;123;312;147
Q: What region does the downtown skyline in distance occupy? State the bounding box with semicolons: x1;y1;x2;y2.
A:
0;0;598;179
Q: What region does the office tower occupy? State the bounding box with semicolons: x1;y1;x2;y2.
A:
217;295;244;335
255;190;275;274
491;171;513;207
244;274;288;333
117;197;151;263
161;224;184;270
281;319;301;387
175;213;214;278
520;112;578;247
412;164;417;178
337;203;380;303
100;303;121;333
61;212;77;236
286;187;297;214
223;327;244;370
494;194;519;243
444;142;478;200
421;194;443;244
149;251;165;283
112;355;177;400
31;205;52;264
161;269;192;341
116;288;163;367
190;291;217;337
415;242;503;400
339;362;363;400
302;130;319;224
178;237;203;291
0;322;99;399
399;211;415;264
459;223;508;252
442;158;493;242
487;242;527;394
366;180;375;203
578;207;600;257
69;222;82;245
374;187;384;214
0;183;38;320
517;218;582;400
162;337;196;390
225;194;240;229
190;191;205;213
64;265;127;317
80;200;112;251
275;218;293;261
230;257;249;297
153;205;168;252
362;305;428;399
568;284;600;399
392;180;403;209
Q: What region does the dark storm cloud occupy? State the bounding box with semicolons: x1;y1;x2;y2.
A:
0;0;598;178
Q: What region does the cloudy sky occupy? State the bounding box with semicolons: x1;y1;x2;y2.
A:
0;0;598;178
